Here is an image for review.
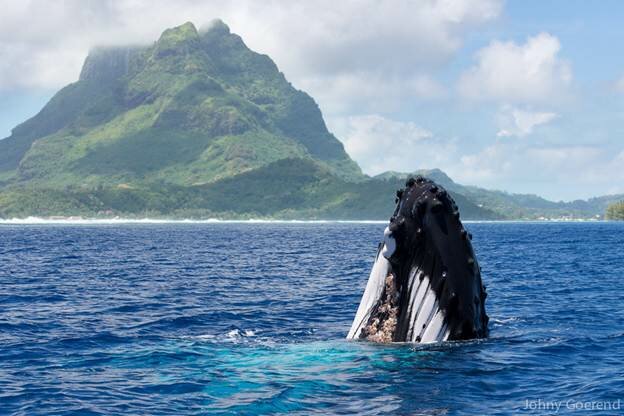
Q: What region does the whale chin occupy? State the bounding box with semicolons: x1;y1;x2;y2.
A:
347;176;489;344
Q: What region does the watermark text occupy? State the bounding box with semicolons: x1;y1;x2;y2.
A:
524;399;621;412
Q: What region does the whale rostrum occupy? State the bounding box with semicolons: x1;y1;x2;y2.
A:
347;176;489;343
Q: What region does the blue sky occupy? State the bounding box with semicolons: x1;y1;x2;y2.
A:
1;0;623;201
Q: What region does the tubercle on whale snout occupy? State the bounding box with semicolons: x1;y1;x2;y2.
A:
360;175;489;343
392;176;488;341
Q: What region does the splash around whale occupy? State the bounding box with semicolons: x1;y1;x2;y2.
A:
347;176;489;343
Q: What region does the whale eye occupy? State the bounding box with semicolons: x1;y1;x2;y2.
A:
381;226;396;259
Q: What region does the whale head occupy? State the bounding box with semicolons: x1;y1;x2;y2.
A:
348;175;489;343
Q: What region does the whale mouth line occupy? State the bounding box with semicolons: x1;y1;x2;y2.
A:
347;176;489;344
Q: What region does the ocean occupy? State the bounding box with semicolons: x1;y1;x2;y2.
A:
1;221;623;415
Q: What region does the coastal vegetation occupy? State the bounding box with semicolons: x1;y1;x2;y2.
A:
606;201;624;220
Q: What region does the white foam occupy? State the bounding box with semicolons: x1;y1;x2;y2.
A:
226;329;240;338
0;217;388;225
2;217;601;225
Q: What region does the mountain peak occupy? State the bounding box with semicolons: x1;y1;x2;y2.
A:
157;21;199;45
0;19;361;185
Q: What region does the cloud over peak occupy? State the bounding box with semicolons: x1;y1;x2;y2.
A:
0;0;502;113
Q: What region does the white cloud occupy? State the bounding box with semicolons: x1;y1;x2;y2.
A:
299;73;447;114
496;106;558;138
0;0;502;113
329;115;458;176
328;113;623;200
328;114;620;201
452;141;624;200
458;33;572;103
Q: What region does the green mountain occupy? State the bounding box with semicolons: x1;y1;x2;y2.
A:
0;157;499;220
0;21;360;187
0;20;499;220
0;21;614;220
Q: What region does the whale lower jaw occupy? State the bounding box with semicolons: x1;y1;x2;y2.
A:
347;245;450;344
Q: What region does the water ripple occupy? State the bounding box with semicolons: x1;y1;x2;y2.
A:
1;222;623;415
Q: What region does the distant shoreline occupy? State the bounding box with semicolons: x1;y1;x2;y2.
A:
0;217;615;225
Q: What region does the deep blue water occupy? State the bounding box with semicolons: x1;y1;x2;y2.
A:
1;222;623;415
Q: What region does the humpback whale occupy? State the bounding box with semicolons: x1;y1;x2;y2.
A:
347;176;489;343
